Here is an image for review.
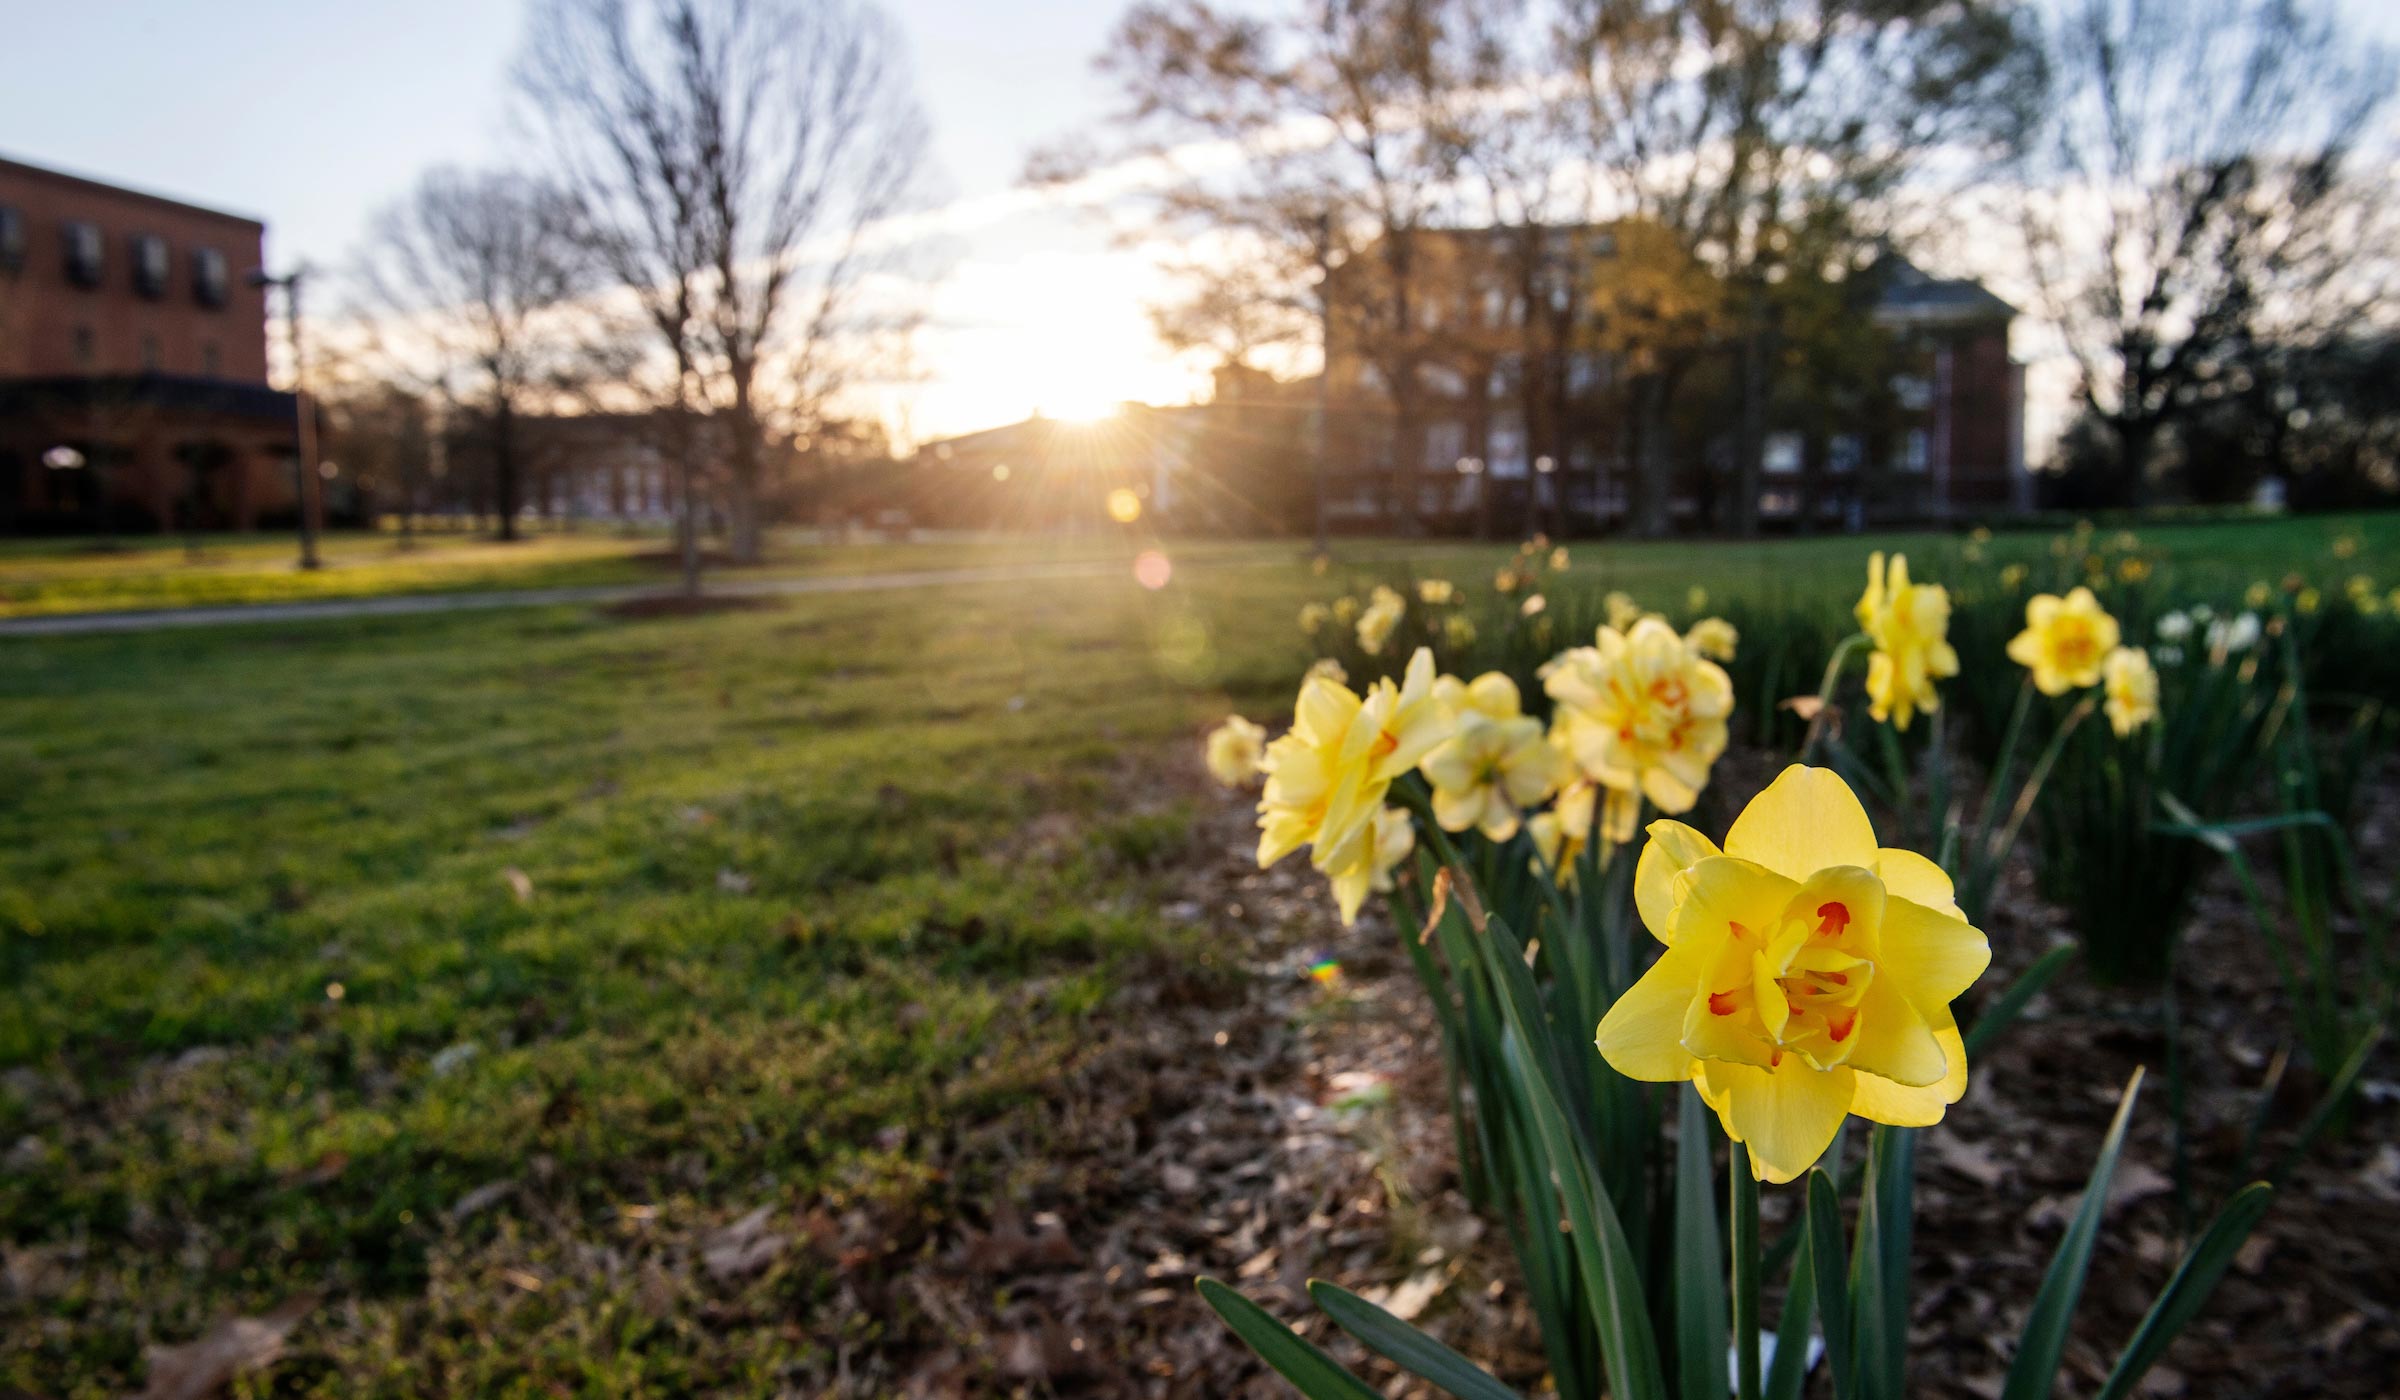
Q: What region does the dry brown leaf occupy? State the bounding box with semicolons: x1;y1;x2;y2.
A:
136;1295;314;1400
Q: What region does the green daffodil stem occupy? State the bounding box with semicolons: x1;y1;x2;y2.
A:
1988;693;2100;875
1799;633;1869;764
1731;1142;1764;1400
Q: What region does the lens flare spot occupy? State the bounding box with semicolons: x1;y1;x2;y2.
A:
1134;549;1172;590
1107;488;1143;524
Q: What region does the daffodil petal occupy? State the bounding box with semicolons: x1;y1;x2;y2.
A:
1596;948;1707;1082
1877;897;1991;1005
1724;765;1881;880
1703;1057;1857;1184
1874;849;1961;918
1849;1015;1967;1126
1634;819;1722;944
1671;857;1797;958
1844;975;1948;1088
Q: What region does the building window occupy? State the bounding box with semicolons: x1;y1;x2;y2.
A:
63;221;104;287
140;334;163;371
201;342;221;377
132;234;171;298
1764;432;1804;476
72;324;96;367
0;205;24;272
1901;428;1930;474
193;247;229;308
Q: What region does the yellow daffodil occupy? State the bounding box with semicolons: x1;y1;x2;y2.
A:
1550;547;1571;572
1596;766;1990;1183
1521;593;1547;617
2333;535;2360;560
2101;647;2159;737
1332;596;1360;625
1855;553;1959;732
1542;616;1733;845
2001;563;2029;590
1419;578;1456;605
1421;673;1565;841
1299;602;1330;636
1204;715;1267;787
1686;617;1739;663
1258;648;1453;924
1530;778;1596;884
2005;587;2121;695
1305;657;1348;686
1495;569;1521;594
2296;587;2321;615
2246;581;2271;608
1443;614;1477;649
1357;585;1407;655
1604;591;1643;631
1688;586;1709;611
1324;806;1416;923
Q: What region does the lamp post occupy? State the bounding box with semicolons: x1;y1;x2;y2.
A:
250;266;324;570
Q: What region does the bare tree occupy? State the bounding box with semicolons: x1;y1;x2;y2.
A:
356;168;591;542
1054;0;1501;535
2012;0;2395;503
520;0;931;574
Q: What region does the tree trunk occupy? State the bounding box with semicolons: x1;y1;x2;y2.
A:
494;392;521;542
1730;285;1770;538
673;367;703;597
1633;373;1674;538
728;378;764;564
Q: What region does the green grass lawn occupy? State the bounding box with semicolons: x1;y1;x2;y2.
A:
4;510;2389;622
0;558;1317;1395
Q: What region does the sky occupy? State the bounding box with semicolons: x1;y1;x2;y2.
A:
6;1;2398;449
0;0;1211;442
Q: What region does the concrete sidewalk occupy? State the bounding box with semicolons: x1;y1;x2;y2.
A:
0;558;1136;638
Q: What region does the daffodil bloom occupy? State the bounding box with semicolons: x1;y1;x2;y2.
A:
1323;806;1416;923
1687;586;1709;612
1542;617;1733;844
2102;647;2159;737
1521;593;1547;617
1418;578;1456;605
2155;611;2192;642
1604;591;1643;631
1299;602;1330;636
1357;586;1406;655
1685;617;1739;663
1258;648;1453;924
1204;715;1267;787
1596;766;1990;1183
1855;553;1959;731
1332;596;1360;625
2005;587;2121;695
1305;657;1348;686
1420;673;1564;841
1550;547;1571;572
2001;563;2029;590
1494;569;1520;594
1529;778;1596;884
2245;581;2272;608
1442;614;1477;649
2297;587;2322;615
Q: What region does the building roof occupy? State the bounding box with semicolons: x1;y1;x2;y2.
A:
1869;253;2015;325
0;152;267;229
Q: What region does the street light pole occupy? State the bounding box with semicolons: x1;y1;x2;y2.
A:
251;266;323;570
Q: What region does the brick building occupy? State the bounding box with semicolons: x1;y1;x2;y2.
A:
1319;226;2027;535
0;153;299;532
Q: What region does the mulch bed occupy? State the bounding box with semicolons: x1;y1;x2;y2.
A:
828;747;2397;1397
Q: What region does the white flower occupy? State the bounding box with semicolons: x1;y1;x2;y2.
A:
2157;645;2184;666
2206;611;2261;657
2155;611;2192;642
